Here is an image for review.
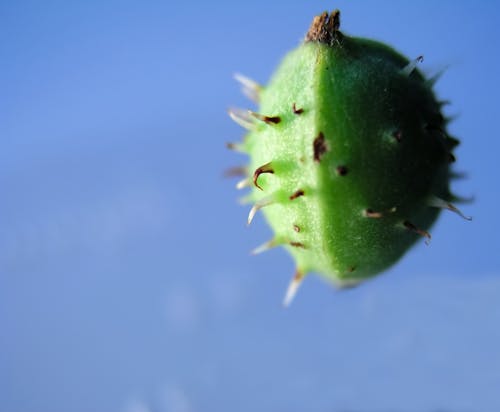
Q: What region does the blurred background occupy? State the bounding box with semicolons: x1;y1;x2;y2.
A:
1;1;499;411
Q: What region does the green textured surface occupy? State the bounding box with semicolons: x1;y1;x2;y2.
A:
241;30;452;285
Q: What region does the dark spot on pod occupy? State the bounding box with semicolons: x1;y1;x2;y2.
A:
336;165;348;176
289;241;306;249
253;162;274;190
347;266;356;273
313;132;328;162
293;225;301;232
292;103;304;115
289;189;305;200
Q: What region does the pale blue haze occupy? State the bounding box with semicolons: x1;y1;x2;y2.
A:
1;1;499;411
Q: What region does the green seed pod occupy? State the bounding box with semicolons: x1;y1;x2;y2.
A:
228;10;470;305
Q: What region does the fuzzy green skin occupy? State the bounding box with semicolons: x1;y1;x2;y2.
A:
244;36;451;285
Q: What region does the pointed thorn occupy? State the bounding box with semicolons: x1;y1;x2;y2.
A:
236;178;251;190
247;197;274;225
426;65;449;87
289;189;305;200
401;55;424;76
228;107;255;130
251;238;280;255
250;111;281;125
283;270;305;307
403;220;431;245
447;136;461;149
253;162;274;190
234;73;262;103
428;196;472;221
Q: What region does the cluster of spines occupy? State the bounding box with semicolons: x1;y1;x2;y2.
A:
227;43;470;305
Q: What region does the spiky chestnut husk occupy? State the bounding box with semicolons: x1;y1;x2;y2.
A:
228;10;469;304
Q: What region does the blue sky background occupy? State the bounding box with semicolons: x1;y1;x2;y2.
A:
1;1;499;411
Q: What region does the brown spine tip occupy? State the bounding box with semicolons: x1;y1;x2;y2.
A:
289;241;305;249
250;111;281;125
289;189;305;200
403;220;431;242
283;270;305;307
305;10;342;45
292;103;304;115
313;132;328;162
253;162;274;190
336;165;348;176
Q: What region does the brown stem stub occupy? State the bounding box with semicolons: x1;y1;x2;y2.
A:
253;162;274;190
305;10;342;45
313;132;328;162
